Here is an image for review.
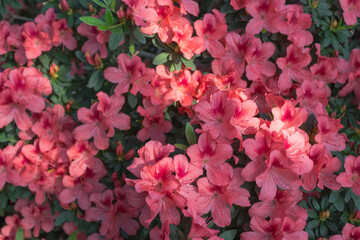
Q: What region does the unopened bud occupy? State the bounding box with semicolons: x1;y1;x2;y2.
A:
116;141;124;157
94;53;103;69
319;210;330;220
117;9;126;20
59;0;70;12
311;1;319;8
49;63;59;79
124;149;135;160
66;100;73;112
88;3;96;14
331;19;338;29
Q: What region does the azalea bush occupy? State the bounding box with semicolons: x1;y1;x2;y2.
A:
0;0;360;239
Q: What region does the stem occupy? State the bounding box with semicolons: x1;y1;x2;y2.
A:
8;12;33;22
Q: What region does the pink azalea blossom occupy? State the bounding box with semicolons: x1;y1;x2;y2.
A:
22;22;52;59
187;133;233;186
85;189;140;237
194;9;227;58
74;92;131;150
340;0;360;25
337;156;360;195
194;168;250;227
330;223;360;240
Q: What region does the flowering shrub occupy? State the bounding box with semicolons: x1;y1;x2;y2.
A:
0;0;360;239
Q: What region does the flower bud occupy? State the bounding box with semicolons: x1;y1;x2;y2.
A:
124;149;135;160
88;3;96;14
49;63;59;79
319;210;330;220
94;53;103;69
330;19;338;29
311;1;319;8
116;141;124;157
59;0;70;12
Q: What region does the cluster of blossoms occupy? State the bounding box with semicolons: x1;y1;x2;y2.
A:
0;0;359;239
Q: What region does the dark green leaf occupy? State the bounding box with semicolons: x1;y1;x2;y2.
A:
108;30;124;51
329;190;340;203
55;211;71;227
351;191;360;210
310;197;320;211
88;70;100;89
0;191;7;208
0;1;7;18
219;229;237;240
111;26;124;34
334;196;344;212
133;27;146;44
306;219;320;229
128;93;138;109
153;52;169;65
185;123;196;145
345;189;352;202
320;222;328;237
325;221;338;232
6;0;22;9
79;16;107;27
94;76;104;91
307;209;318;219
321;196;329;210
75;51;87;63
15;227;24;240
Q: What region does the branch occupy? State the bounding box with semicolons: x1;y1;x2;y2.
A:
8;12;33;22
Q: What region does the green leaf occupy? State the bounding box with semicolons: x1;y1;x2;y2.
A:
219;229;237;240
133;27;146;44
128;93;138;109
55;211;72;227
334;196;344;212
0;191;7;208
104;9;113;25
39;54;51;69
111;26;124;34
306;219;320;229
320;222;328;237
309;197;320;211
108;30;124;51
129;44;135;55
15;227;24;240
329;190;340;203
68;231;77;240
351;191;360;210
153;52;169;65
182;58;196;70
94;76;104;91
88;70;100;89
79;16;107;27
185;123;196;145
0;0;7;18
307;209;318;219
97;25;111;31
320;195;329;210
345;189;352;202
6;0;22;9
92;0;108;8
175;143;188;151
